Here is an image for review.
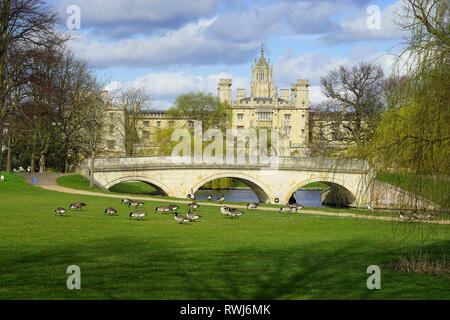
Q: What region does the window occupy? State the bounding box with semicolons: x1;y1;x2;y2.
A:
237;126;244;135
284;114;291;121
109;124;114;134
143;121;149;128
237;114;243;121
157;121;161;128
285;126;291;137
143;131;149;139
260;73;264;80
187;121;194;128
257;112;271;121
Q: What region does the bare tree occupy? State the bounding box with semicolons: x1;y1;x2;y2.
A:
118;85;151;156
320;62;385;148
79;91;109;188
46;51;102;172
0;0;66;169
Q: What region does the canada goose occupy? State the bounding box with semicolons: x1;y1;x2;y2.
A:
413;209;433;220
217;195;225;203
155;206;171;214
54;207;66;216
220;205;231;216
188;202;200;210
229;208;243;218
128;201;144;208
246;203;258;209
69;202;87;210
168;204;179;212
399;212;413;221
207;195;213;200
129;210;147;220
121;198;132;205
173;212;189;224
104;207;118;215
187;193;195;200
367;204;374;211
289;203;303;212
186;209;201;221
279;206;292;213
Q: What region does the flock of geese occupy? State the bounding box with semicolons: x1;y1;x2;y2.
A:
53;195;435;223
52;194;261;224
398;208;434;221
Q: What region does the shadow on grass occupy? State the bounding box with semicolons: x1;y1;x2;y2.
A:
0;237;448;300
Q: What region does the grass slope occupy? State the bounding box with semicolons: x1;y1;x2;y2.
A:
2;172;448;299
377;174;449;206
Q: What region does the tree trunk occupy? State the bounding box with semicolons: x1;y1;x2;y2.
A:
0;135;3;170
6;136;11;172
39;153;45;173
89;151;95;188
30;151;35;173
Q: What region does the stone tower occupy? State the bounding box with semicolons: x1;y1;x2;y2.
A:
217;79;232;105
250;43;274;98
290;79;309;108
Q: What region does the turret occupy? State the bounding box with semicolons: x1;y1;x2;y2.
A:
291;79;309;108
218;79;232;105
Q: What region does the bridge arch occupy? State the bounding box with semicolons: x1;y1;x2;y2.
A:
103;175;171;196
192;172;273;203
283;176;358;206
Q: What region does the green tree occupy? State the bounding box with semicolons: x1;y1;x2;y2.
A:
167;92;231;132
373;0;449;185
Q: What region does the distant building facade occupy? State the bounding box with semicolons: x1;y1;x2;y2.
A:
217;44;310;156
102;45;346;157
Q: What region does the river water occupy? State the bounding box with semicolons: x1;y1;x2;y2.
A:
195;188;326;207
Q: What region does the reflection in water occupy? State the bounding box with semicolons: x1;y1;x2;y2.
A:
195;189;327;207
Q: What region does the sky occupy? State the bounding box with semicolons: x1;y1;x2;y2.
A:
50;0;407;109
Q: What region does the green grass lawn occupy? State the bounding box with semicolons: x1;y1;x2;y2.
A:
0;172;448;299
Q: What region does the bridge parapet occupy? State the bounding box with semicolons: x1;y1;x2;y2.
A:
81;156;370;173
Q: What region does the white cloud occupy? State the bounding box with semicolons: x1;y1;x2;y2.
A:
321;1;406;44
105;71;249;109
274;52;350;86
57;0;219;37
69;18;258;68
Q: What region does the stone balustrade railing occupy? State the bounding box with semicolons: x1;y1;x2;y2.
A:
81;156;370;173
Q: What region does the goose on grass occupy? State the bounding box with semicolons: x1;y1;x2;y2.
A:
69;202;87;210
173;212;190;224
104;207;118;215
186;209;201;221
128;201;144;208
129;210;147;220
54;207;66;216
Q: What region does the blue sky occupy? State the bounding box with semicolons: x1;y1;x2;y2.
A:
51;0;406;109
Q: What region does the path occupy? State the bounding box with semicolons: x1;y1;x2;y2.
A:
17;173;449;225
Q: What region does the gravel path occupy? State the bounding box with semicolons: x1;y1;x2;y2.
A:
17;173;449;225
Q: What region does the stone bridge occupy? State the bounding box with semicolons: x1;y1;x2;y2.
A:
77;156;375;207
